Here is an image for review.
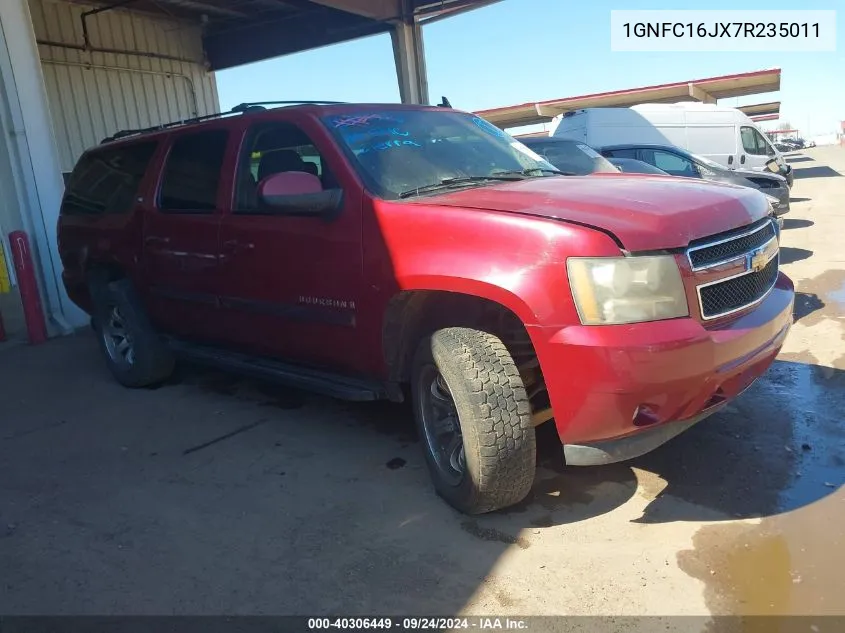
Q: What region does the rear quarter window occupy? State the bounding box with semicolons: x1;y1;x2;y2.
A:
61;142;157;216
158;130;228;212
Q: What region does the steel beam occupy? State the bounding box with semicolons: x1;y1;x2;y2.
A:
391;19;428;105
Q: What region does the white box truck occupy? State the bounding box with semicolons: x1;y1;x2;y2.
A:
549;103;792;186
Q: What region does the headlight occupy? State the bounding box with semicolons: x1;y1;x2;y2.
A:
567;256;688;325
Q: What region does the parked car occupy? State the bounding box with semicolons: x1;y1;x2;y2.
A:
781;138;806;150
606;157;670;175
58;103;794;515
516;136;619;174
599;144;791;216
551;104;794;188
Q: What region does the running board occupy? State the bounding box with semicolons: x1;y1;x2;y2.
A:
166;339;387;402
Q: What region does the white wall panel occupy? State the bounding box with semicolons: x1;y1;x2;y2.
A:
30;0;219;171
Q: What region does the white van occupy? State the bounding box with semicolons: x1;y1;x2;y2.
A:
549;104;791;184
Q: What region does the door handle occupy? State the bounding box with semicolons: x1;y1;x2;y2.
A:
740;155;746;164
222;239;255;252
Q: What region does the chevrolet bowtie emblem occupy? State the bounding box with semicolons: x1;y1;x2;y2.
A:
748;240;777;273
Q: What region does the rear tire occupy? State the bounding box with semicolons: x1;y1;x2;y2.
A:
411;327;536;514
89;276;174;388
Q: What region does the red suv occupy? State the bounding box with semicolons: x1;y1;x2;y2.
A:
57;102;794;514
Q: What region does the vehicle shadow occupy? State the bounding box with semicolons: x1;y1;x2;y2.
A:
793;291;825;323
438;357;842;534
656;360;836;514
781;218;813;229
779;246;813;264
785;156;814;164
793;166;842;179
787;198;811;205
167;355;841;533
3;336;841;616
629;360;843;523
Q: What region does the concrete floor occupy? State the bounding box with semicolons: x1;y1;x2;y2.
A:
1;147;843;620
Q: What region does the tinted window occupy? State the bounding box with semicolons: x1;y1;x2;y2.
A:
322;110;557;200
61;142;156;216
525;139;617;175
609;158;668;175
641;149;699;178
236;122;336;212
159;130;228;212
602;148;638;160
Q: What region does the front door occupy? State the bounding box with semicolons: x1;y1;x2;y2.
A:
141;127;232;343
216;115;364;374
740;125;776;172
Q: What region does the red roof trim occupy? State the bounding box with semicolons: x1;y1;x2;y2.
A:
475;68;781;116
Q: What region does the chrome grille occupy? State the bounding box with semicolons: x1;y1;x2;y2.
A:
699;258;779;319
688;220;776;270
689;219;780;320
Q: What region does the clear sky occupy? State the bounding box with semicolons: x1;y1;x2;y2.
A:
216;0;844;138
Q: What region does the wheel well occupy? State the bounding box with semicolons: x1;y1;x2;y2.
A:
76;263;126;315
382;290;548;410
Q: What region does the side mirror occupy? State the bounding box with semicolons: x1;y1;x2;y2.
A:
765;159;780;173
257;171;342;218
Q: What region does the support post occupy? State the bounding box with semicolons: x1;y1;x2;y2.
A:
9;231;46;345
0;0;86;334
391;19;428;105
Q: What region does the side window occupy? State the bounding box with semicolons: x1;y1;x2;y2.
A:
159;130;228;212
753;128;776;156
740;126;763;155
539;143;595;175
646;150;699;177
602;148;637;159
61;142;156;216
236;122;336;213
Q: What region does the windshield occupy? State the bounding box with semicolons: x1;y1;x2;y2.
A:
321;110;559;199
524;139;618;175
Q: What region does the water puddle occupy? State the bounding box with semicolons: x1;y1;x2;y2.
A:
676;359;845;618
828;279;845;309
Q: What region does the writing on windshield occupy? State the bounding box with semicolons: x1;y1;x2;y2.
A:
323;110;555;199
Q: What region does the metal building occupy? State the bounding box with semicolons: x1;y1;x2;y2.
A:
0;0;496;342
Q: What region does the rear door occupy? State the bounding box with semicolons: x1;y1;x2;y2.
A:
141;127;235;342
215;113;365;373
58;141;158;306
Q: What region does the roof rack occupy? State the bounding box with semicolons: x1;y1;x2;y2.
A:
100;100;347;143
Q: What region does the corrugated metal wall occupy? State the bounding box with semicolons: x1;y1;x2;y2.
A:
30;0;219;172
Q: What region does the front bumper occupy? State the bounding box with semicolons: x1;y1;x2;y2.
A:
528;272;794;465
771;187;791;216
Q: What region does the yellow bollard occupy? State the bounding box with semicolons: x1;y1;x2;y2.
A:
0;242;10;294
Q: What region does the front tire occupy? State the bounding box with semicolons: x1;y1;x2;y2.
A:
89;277;174;388
411;327;536;514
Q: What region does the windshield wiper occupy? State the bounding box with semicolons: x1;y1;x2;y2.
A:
493;168;573;177
398;175;524;199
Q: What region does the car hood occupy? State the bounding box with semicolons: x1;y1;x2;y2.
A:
730;168;787;183
406;174;770;252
